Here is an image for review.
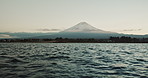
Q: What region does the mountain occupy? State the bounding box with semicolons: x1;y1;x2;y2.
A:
32;22;119;39
0;32;56;39
7;22;147;39
62;22;116;33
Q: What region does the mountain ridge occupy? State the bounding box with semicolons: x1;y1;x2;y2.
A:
1;22;147;39
62;22;116;33
29;22;148;39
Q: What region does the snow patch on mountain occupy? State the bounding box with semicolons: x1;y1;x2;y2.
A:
62;22;115;33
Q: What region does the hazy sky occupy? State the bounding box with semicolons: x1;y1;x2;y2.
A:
0;0;148;35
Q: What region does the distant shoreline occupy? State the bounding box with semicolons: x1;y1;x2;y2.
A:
0;36;148;43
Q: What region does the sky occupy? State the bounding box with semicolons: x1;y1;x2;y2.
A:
0;0;148;35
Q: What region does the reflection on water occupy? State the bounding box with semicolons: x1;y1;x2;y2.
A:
0;43;147;78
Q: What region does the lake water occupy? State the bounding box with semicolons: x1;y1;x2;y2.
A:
0;43;147;78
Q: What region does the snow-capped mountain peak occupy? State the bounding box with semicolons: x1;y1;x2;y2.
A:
62;22;115;33
71;22;98;30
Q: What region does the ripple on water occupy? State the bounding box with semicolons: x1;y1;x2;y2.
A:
0;43;147;78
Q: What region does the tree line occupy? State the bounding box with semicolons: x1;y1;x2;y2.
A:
0;36;148;43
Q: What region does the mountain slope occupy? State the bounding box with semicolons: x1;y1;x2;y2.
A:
32;22;118;39
32;22;148;39
62;22;116;33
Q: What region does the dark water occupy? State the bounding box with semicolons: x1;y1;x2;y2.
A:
0;43;147;78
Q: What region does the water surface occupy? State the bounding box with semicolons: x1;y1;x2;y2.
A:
0;43;147;78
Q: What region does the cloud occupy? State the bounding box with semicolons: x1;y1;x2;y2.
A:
122;29;142;31
36;28;61;31
0;34;14;38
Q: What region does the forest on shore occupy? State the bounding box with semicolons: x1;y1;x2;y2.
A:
0;36;148;43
